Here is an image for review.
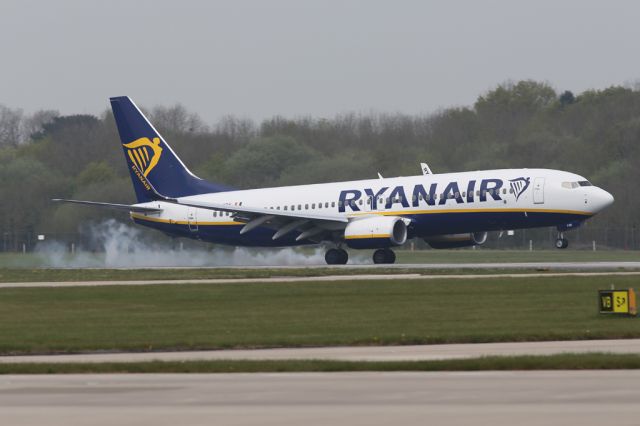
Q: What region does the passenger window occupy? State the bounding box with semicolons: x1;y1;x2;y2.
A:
338;201;343;207
312;203;315;209
325;202;329;208
284;206;288;211
332;202;336;208
359;199;363;205
476;190;480;196
292;205;295;211
298;204;302;210
318;203;322;209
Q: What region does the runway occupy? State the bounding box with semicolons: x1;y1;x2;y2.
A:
2;270;640;288
1;371;639;426
2;339;639;363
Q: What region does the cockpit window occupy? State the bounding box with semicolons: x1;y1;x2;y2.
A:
562;180;592;189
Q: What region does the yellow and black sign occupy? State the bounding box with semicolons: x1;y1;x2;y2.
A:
599;289;637;316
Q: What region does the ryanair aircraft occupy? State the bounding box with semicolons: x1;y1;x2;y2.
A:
54;97;614;264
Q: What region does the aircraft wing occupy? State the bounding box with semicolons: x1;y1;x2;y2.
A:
176;197;347;222
52;199;163;213
174;196;348;242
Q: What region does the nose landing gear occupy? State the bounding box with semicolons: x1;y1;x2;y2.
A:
555;232;569;249
373;248;396;264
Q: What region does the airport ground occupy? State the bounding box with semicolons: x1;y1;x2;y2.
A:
1;248;640;269
1;255;639;425
0;271;638;355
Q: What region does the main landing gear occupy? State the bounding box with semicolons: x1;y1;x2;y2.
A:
325;248;348;265
555;231;569;249
324;248;397;265
373;248;396;264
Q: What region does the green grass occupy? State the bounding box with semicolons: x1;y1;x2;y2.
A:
0;276;638;355
1;353;640;374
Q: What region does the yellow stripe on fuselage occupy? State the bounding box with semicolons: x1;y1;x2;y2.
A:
130;212;242;226
348;207;593;218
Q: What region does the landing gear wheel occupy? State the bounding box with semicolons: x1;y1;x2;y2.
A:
555;231;569;249
325;248;348;265
555;238;569;249
373;248;396;264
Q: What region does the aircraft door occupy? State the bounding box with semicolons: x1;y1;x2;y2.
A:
533;177;545;204
187;208;198;232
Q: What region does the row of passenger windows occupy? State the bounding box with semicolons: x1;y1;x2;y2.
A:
210;188;513;216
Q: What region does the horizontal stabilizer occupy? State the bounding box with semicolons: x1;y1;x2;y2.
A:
52;199;162;213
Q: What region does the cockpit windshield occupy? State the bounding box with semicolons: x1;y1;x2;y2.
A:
562;180;592;189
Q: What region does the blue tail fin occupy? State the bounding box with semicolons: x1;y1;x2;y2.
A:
110;96;231;203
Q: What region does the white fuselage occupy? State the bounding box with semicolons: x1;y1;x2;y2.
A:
129;168;613;247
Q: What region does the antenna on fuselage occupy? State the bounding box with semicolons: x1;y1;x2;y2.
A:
377;172;384;179
420;162;433;175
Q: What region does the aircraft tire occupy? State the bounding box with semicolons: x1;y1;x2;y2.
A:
555;238;569;249
373;248;396;264
325;248;348;265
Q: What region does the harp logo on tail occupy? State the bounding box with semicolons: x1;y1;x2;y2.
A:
509;177;530;202
123;137;163;177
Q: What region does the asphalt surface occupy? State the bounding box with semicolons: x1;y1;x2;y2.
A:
2;270;640;288
2;339;639;364
1;371;639;426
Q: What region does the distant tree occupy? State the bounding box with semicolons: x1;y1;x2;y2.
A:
559;90;575;106
0;105;23;147
150;104;207;134
219;136;318;188
22;109;59;142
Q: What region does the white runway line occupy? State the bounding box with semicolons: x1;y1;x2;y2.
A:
2;339;639;364
1;270;640;288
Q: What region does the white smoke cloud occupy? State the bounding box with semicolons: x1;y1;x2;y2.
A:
34;219;366;268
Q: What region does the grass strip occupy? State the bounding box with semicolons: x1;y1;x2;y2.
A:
1;353;639;374
0;277;639;354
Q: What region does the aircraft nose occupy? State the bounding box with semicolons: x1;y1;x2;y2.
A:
593;188;614;212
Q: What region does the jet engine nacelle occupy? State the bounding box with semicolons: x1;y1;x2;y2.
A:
344;216;408;249
425;231;488;249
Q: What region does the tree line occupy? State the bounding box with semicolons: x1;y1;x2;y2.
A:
1;80;638;250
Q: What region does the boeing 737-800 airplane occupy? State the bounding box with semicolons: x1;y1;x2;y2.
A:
54;97;614;264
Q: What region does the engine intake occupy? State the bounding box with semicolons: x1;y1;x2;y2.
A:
344;216;408;249
425;231;488;249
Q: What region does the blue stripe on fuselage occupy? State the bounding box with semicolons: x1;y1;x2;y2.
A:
132;209;590;247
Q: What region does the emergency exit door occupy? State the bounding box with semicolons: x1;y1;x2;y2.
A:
187;208;198;232
533;177;545;204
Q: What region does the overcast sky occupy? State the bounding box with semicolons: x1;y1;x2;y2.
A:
1;0;639;122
